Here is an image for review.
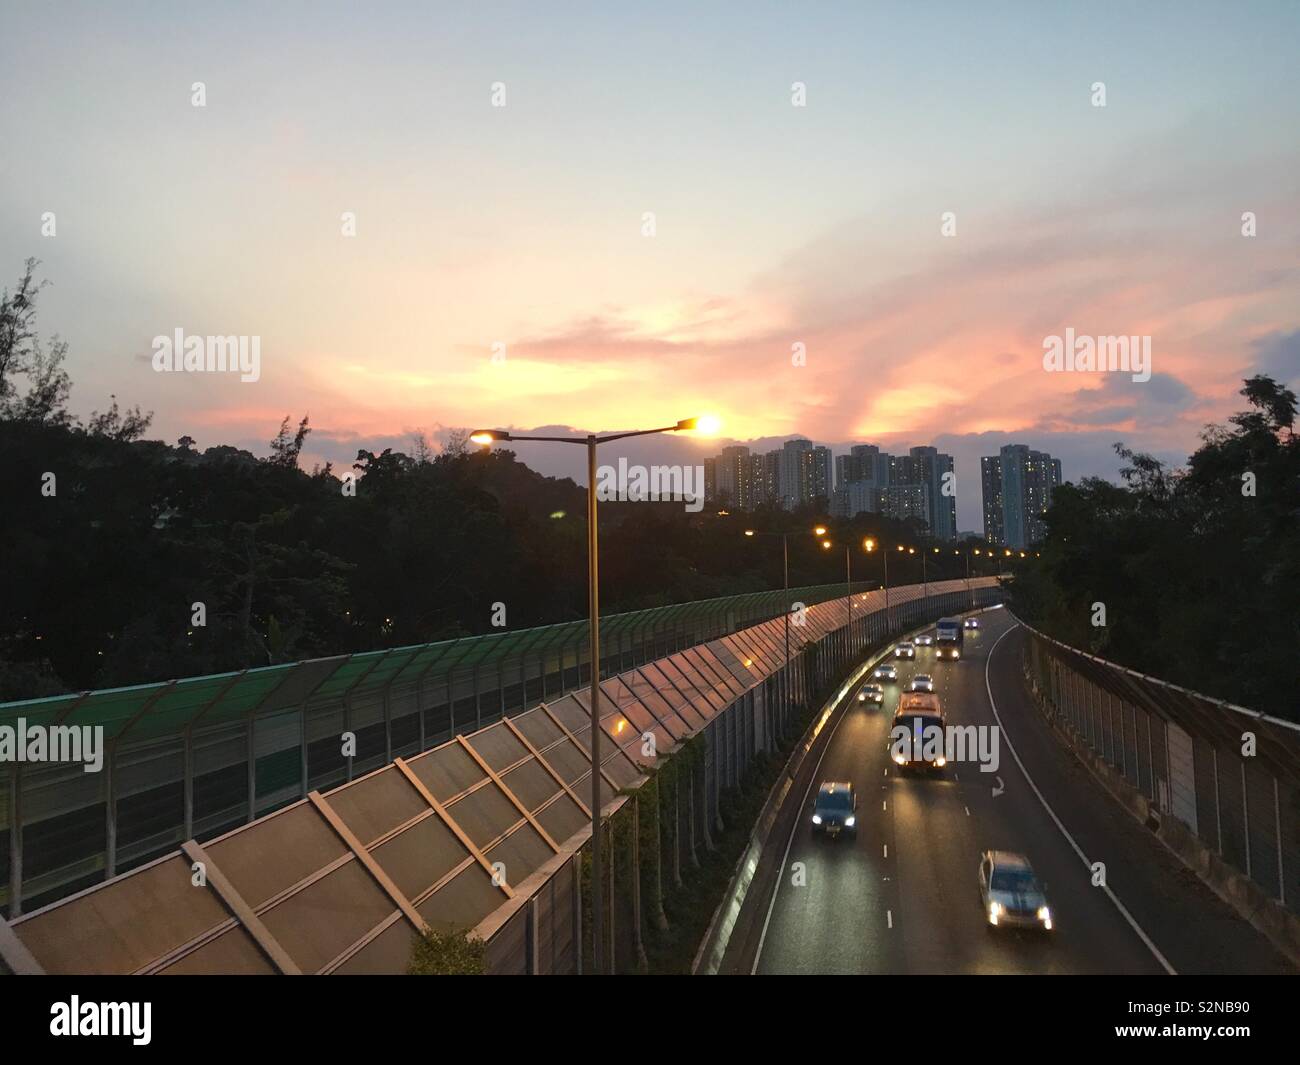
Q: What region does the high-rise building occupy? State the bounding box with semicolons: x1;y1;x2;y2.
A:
715;445;752;508
880;482;929;525
908;446;957;541
810;445;832;505
777;439;831;509
981;456;1004;545
984;444;1063;548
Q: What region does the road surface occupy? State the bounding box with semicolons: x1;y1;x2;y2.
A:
720;607;1293;975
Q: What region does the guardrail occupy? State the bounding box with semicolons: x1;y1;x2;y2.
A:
1020;620;1300;960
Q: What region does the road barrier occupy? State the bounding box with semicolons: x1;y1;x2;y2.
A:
1021;622;1300;963
2;577;999;975
0;577;886;919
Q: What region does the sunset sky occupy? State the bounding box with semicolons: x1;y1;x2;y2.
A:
3;1;1298;530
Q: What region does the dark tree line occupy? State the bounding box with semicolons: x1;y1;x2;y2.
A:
1009;376;1300;719
3;259;974;701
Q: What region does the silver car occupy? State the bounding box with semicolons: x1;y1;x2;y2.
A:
873;662;898;683
909;673;935;693
978;851;1053;932
914;633;934;646
894;641;916;659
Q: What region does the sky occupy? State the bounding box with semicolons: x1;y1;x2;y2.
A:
3;1;1298;531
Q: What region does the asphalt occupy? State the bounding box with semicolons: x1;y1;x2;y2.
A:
720;607;1295;975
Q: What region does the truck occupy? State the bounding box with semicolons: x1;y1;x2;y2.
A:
935;616;964;660
892;691;947;772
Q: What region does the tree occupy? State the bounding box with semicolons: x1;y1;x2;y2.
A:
268;414;311;468
87;394;153;441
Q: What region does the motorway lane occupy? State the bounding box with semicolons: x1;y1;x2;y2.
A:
751;608;1166;974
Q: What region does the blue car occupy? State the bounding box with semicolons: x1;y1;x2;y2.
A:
812;782;857;838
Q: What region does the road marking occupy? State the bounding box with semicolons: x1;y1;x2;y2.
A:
964;805;970;816
882;800;887;811
883;844;888;858
886;909;893;929
983;621;1177;975
750;677;857;975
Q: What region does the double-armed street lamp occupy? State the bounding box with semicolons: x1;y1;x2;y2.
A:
469;415;716;975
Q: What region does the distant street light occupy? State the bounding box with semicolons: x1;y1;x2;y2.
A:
470;414;714;975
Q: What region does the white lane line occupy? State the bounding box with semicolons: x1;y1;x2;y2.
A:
887;909;893;929
964;805;970;817
882;800;887;811
983;622;1177;975
883;844;889;858
750;684;857;975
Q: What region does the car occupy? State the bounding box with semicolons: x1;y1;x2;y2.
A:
894;641;916;659
858;683;884;704
977;851;1053;932
909;673;935;693
873;663;898;683
914;633;934;646
811;781;857;838
963;616;980;630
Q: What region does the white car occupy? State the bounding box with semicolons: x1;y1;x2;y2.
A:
873;663;898;683
894;641;916;659
978;851;1053;932
914;633;934;646
909;674;935;693
963;617;980;630
858;683;885;704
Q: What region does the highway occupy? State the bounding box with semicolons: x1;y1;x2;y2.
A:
721;607;1294;975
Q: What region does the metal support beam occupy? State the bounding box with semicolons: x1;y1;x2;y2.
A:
392;758;513;898
0;916;43;974
308;791;427;933
182;839;302;974
501;716;590;817
455;736;560;852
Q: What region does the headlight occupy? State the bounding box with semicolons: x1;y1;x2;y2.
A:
1037;906;1050;921
935;757;947;767
845;816;856;827
894;754;906;765
812;814;822;824
988;901;1002;925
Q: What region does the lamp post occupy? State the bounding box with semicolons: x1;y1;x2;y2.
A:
470;417;704;976
864;538;891;633
743;529;792;735
745;524;828;733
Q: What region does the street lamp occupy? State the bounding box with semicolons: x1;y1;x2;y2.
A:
471;415;709;975
744;524;830;733
864;537;892;632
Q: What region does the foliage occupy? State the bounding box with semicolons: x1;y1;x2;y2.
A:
407;927;487;975
1009;375;1300;719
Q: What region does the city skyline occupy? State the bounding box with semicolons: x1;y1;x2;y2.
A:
3;3;1298;505
704;436;1058;544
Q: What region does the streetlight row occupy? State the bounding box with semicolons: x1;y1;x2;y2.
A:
746;524;1038;559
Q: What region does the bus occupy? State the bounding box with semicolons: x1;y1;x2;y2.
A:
891;691;947;772
935;616;964;660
